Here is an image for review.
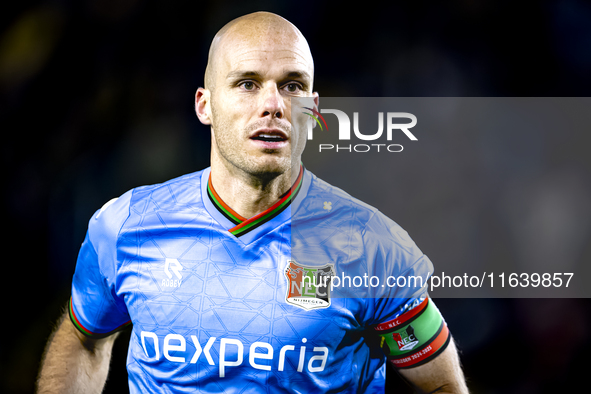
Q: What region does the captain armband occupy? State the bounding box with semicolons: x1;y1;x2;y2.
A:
374;297;450;368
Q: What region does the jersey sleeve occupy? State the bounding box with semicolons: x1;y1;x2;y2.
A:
363;212;451;368
69;193;133;338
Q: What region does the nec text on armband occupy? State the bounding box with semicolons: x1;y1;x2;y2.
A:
307;110;417;153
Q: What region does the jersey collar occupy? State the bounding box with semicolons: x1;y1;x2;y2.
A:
201;166;304;240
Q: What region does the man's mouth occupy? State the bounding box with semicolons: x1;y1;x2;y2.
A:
249;129;289;144
251;133;287;142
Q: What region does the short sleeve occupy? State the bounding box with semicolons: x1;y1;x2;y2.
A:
69;193;133;338
361;211;433;309
363;212;450;368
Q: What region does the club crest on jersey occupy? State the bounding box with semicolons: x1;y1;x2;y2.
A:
284;260;335;311
393;325;419;351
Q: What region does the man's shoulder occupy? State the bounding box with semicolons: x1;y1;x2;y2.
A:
301;170;429;281
304;170;394;229
303;170;418;250
128;169;205;204
88;169;207;236
308;172;379;215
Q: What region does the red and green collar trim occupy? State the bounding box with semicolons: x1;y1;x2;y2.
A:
207;166;304;237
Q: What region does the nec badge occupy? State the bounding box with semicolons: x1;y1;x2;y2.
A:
284;260;335;311
393;325;420;351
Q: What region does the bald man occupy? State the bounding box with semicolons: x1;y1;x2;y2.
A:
38;12;468;393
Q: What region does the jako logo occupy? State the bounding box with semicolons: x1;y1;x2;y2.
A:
140;331;329;378
305;109;417;153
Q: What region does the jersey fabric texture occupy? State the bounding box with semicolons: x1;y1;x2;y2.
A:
70;167;435;393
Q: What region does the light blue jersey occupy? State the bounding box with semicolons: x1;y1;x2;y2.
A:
70;167;434;393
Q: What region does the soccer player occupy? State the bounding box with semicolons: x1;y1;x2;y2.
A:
37;12;469;393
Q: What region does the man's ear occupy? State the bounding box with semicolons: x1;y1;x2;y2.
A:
195;88;212;125
306;92;320;130
313;92;319;112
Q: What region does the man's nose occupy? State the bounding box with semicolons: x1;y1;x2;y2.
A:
260;84;285;119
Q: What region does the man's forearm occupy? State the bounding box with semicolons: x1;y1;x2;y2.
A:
37;311;118;394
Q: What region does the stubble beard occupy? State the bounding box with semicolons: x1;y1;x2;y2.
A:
211;114;292;184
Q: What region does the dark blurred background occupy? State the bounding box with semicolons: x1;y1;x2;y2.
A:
2;0;591;393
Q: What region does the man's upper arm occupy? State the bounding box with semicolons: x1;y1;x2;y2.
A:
396;336;468;394
364;212;468;392
69;194;132;338
373;297;468;393
374;297;451;369
37;308;122;394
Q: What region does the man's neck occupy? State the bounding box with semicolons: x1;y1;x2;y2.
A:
209;160;300;220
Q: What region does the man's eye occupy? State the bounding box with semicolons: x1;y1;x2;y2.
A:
284;83;302;93
241;81;256;90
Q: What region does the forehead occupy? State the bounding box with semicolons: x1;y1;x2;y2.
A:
216;23;314;78
231;48;312;71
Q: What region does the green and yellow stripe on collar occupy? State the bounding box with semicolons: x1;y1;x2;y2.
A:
207;166;304;237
